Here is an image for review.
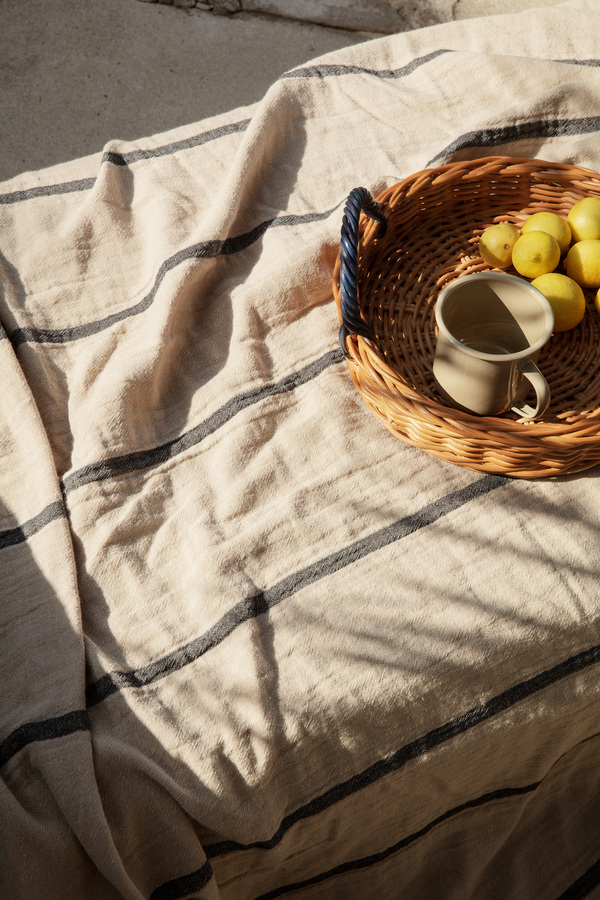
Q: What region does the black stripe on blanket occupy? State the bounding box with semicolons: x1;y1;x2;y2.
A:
0;178;96;205
283;52;600;83
254;781;543;899
204;643;600;859
427;115;600;167
3;351;343;546
0;710;89;768
62;348;344;493
553;58;600;67
283;49;451;80
557;855;600;900
85;474;508;706
149;860;214;900
249;730;600;898
0;48;452;207
1;472;502;766
102;119;250;167
9;206;338;348
0;499;66;550
0;119;250;206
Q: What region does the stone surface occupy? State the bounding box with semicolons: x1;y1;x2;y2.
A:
1;0;572;182
132;0;566;32
0;0;371;181
387;0;567;26
384;0;455;28
455;0;566;17
243;0;407;33
211;0;242;12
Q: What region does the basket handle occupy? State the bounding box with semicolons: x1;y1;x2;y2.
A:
339;187;387;354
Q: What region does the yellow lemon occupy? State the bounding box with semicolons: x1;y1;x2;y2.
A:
478;222;520;268
511;231;560;278
531;273;585;332
595;287;600;316
566;239;600;288
567;197;600;242
521;211;571;254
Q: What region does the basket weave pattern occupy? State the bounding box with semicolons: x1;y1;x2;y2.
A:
333;156;600;478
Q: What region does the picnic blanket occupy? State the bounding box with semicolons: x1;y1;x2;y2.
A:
2;1;600;897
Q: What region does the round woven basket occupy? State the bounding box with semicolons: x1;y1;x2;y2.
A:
332;156;600;479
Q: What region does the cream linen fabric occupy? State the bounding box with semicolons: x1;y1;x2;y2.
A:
2;2;600;898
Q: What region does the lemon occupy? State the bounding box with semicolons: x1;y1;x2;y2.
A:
521;211;571;254
478;222;520;268
566;239;600;288
567;197;600;242
595;287;600;316
531;273;585;332
511;231;560;278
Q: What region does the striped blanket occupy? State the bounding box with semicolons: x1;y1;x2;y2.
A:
2;2;600;897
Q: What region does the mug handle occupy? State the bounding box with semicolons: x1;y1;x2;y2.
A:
511;359;550;419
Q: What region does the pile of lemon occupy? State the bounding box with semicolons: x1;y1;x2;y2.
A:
478;197;600;332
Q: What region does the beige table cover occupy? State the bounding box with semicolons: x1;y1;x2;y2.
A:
2;2;600;897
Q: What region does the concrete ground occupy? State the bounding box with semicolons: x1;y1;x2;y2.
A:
0;0;376;182
0;0;567;182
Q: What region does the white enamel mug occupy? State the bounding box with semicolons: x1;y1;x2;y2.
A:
433;272;555;418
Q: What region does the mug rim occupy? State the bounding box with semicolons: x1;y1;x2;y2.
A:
435;271;555;361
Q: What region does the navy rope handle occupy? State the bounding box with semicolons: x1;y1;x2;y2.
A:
339;186;387;354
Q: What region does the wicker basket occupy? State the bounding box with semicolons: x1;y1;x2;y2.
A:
332;156;600;479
